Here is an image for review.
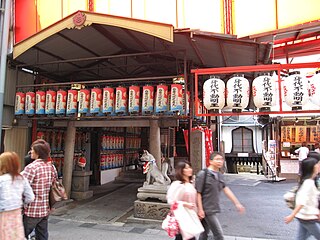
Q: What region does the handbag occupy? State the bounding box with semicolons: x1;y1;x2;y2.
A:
283;186;298;210
49;179;68;208
173;203;204;240
162;202;180;238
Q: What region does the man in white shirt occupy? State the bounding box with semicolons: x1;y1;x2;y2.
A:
295;142;309;176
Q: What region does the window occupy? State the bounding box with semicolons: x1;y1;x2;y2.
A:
232;127;254;153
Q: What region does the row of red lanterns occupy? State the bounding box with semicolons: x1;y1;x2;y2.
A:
15;84;190;116
203;71;320;111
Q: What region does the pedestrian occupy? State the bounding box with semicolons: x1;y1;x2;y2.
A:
0;152;35;240
167;161;199;240
24;139;48;169
195;152;245;240
308;151;320;190
295;142;309;177
314;143;320;154
284;157;320;239
22;139;58;240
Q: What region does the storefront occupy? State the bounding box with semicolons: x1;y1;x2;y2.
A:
9;11;270;199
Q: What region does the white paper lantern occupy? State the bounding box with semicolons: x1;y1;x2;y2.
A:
203;77;225;111
226;74;249;111
309;70;320;107
283;71;309;110
252;73;276;111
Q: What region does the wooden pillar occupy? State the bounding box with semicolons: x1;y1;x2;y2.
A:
63;121;76;198
149;120;161;167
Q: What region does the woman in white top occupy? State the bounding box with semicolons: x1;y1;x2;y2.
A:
0;152;35;240
167;161;198;240
284;157;320;240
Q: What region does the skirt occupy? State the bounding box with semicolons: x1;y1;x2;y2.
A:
0;208;25;240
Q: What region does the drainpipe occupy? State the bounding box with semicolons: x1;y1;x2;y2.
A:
0;0;11;146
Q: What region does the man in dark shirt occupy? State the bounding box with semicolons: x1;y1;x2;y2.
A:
195;152;245;240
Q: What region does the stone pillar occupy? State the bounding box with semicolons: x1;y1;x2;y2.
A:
149;120;161;167
63;121;76;198
190;129;205;175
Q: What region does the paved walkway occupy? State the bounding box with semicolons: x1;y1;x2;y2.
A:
50;173;277;240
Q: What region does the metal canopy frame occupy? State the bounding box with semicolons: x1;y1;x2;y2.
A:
192;62;320;117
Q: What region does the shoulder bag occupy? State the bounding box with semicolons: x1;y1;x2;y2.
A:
49;164;68;208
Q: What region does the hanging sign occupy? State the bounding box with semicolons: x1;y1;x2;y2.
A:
170;84;183;112
90;87;102;114
115;86;127;114
66;89;78;115
14;91;25;115
78;89;90;114
203;77;225;111
142;85;154;114
283;71;309;110
155;84;168;113
128;85;140;114
252;74;276;111
35;90;46;114
45;90;56;115
309;71;320;107
310;126;319;142
226;75;249;111
295;126;307;142
55;90;67;115
102;87;114;114
281;126;287;142
25;91;35;115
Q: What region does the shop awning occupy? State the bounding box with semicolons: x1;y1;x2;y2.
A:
241;20;320;59
11;11;270;82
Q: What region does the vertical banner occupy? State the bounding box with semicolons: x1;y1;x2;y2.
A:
295;126;307;142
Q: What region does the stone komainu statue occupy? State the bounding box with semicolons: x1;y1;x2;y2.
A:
140;150;171;186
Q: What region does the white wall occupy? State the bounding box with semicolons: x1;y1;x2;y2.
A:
221;126;263;154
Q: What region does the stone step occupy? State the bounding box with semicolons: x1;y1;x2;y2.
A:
118;170;145;179
114;176;145;183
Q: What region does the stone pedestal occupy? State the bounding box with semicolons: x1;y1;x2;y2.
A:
137;184;168;202
134;199;170;220
71;170;93;200
134;184;170;221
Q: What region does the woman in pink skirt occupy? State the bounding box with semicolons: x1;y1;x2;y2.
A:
0;152;35;240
